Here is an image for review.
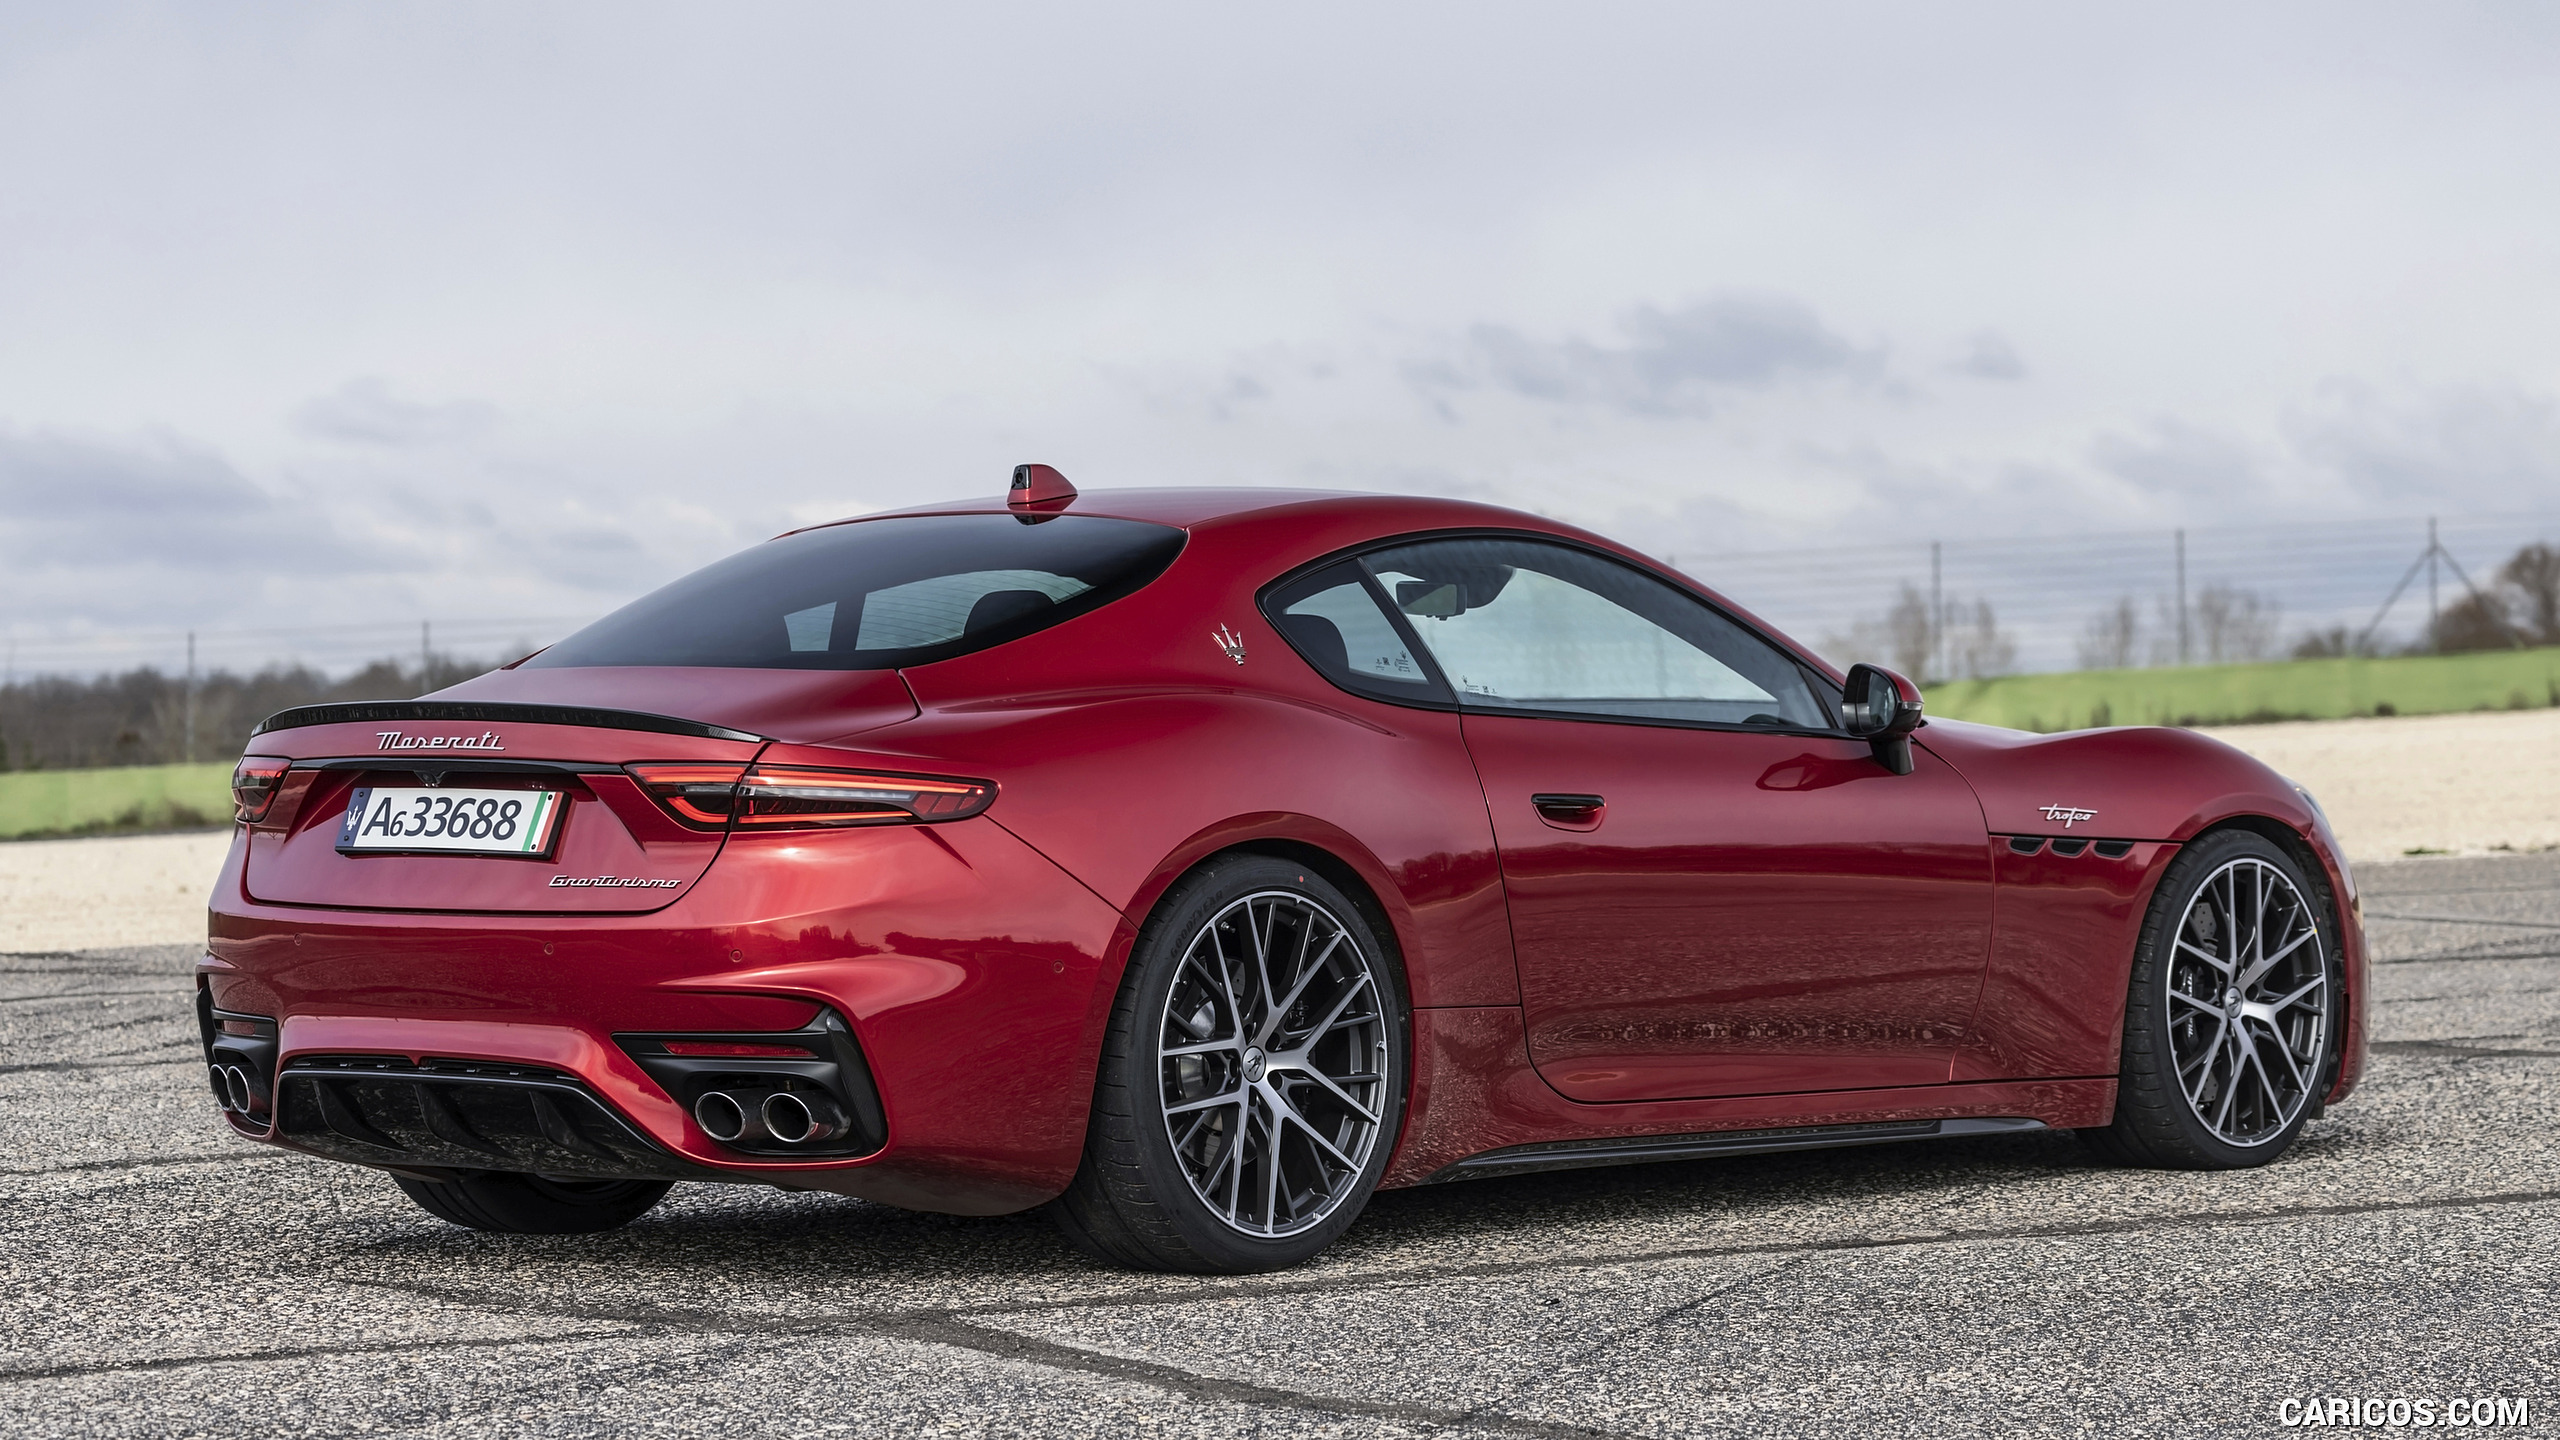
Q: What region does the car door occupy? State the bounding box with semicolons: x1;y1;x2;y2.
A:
1358;534;1995;1103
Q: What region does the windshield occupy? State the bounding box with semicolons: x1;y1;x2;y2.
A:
527;514;1187;670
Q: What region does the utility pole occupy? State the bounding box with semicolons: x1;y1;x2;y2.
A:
2175;529;2189;666
2427;516;2440;651
420;620;431;685
2356;517;2515;654
184;631;197;764
1929;541;1943;684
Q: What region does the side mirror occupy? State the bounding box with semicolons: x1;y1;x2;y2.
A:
1840;663;1924;775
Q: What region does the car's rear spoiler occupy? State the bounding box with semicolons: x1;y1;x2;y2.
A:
251;701;765;744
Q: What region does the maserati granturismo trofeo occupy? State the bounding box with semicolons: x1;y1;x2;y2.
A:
201;466;2367;1272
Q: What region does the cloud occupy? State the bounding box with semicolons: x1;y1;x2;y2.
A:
0;429;304;571
0;427;436;633
2088;419;2265;502
1949;331;2025;381
292;378;497;447
2287;379;2560;510
1416;295;1876;418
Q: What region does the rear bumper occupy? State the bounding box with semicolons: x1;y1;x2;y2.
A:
272;1053;727;1183
203;814;1128;1215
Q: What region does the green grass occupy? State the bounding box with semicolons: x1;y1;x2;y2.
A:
1928;646;2560;732
0;762;236;841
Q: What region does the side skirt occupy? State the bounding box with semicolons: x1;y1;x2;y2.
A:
1425;1116;2045;1184
1385;1005;2115;1189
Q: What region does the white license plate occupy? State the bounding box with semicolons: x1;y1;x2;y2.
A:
337;786;566;856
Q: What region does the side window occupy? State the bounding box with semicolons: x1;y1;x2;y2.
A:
1263;562;1448;702
1360;536;1830;729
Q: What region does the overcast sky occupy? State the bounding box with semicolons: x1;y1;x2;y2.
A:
4;3;2558;664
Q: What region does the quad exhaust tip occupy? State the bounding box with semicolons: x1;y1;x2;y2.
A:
693;1089;770;1144
693;1087;846;1147
761;1091;846;1145
211;1064;257;1115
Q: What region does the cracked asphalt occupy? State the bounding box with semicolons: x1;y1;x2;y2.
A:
3;855;2554;1437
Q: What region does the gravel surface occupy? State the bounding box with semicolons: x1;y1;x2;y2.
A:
2;853;2553;1436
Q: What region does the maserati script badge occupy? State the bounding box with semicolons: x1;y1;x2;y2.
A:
377;730;505;752
1212;625;1247;665
2040;804;2097;828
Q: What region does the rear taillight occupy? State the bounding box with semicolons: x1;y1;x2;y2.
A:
733;765;995;828
625;763;751;828
624;763;993;831
231;757;290;823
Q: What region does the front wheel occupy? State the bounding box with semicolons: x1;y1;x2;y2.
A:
2088;829;2342;1168
1050;855;1408;1273
393;1172;672;1233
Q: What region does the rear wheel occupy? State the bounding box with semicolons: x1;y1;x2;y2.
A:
2089;829;2340;1168
1051;856;1407;1273
392;1172;672;1233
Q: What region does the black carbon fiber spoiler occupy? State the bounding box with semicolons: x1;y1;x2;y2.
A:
250;701;765;744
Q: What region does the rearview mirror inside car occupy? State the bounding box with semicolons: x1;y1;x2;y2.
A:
1395;581;1467;618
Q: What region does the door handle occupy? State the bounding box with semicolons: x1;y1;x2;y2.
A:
1531;793;1607;829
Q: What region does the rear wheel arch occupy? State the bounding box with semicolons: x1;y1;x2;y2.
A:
1054;848;1414;1270
1157;839;1422;1188
1066;826;1425;1166
1114;836;1420;1084
1223;838;1411;989
1110;818;1425;1002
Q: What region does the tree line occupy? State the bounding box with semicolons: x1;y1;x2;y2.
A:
1833;539;2560;683
0;655;492;772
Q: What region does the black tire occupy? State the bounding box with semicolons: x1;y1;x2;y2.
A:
392;1172;672;1233
2087;828;2343;1169
1049;855;1409;1273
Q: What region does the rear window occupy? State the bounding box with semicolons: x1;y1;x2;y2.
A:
526;514;1187;670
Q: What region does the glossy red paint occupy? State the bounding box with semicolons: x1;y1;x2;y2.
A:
1384;1005;2116;1187
210;812;1124;1214
1948;840;2181;1083
197;483;2369;1219
1464;714;1993;1101
1921;718;2369;1104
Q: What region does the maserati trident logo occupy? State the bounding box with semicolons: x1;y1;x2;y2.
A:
2040;804;2098;828
1212;624;1247;665
377;730;504;752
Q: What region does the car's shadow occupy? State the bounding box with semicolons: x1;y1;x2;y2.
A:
346;1128;2107;1298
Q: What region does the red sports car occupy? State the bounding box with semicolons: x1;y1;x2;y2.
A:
202;468;2367;1272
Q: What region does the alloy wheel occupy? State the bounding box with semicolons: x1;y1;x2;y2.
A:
2165;856;2332;1146
1156;890;1390;1237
